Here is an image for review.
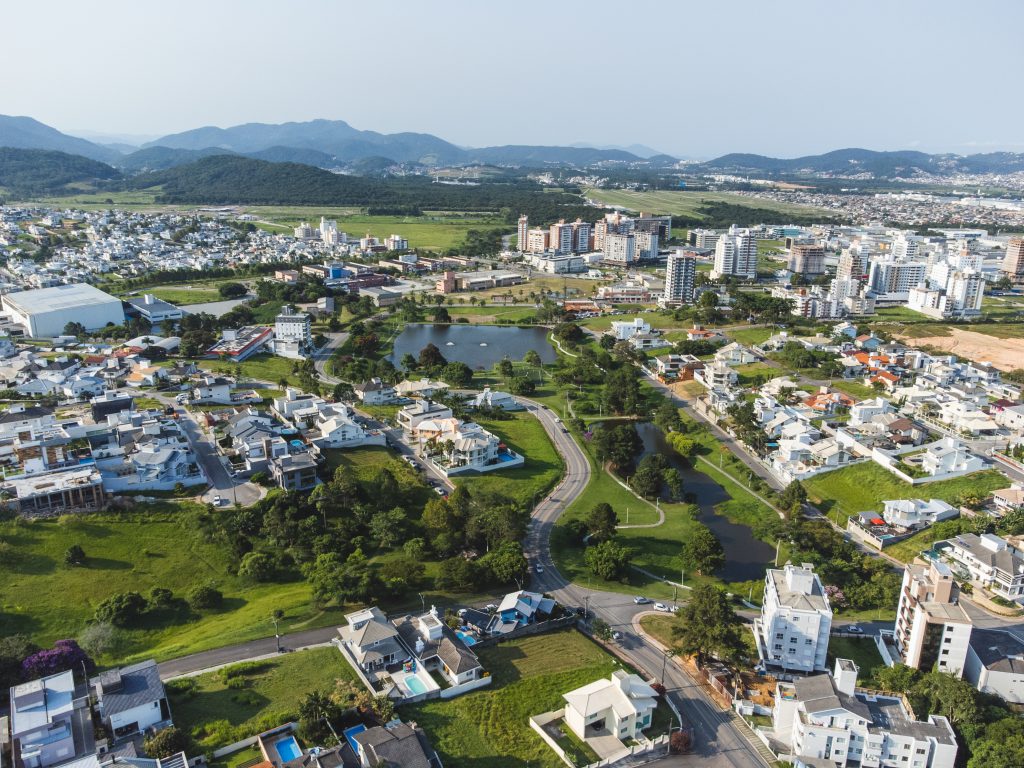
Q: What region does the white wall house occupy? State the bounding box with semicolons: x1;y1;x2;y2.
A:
609;317;652;341
773;659;958;768
963;628;1024;704
881;499;958;531
920;438;987;477
90;660;172;742
757;563;832;673
563;671;659;743
936;533;1024;604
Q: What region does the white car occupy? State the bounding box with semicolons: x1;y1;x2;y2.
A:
534;564;544;574
654;602;669;612
633;596;651;605
847;625;864;634
213;494;222;506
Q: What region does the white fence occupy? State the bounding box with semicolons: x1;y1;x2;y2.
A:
440;675;492;699
210;722;296;759
529;709;670;768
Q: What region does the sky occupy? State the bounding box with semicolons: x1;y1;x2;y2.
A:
3;0;1022;158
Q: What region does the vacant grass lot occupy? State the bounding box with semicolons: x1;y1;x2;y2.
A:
171;647;359;751
405;630;624;768
827;637;885;686
197;353;299;385
454;412;564;508
0;504;347;663
584;188;833;219
802;462;1006;524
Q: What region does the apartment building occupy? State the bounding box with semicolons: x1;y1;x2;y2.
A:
711;227;758;279
663;249;697;305
603;232;637;265
1000;237;1024;281
517;215;529;251
788;243;826;275
891;561;972;677
757;562;833;673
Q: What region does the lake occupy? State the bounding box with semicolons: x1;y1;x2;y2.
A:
634;421;775;583
389;324;557;370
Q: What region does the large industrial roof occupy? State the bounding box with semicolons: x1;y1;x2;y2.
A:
3;283;121;314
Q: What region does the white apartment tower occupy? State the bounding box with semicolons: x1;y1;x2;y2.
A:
275;305;312;346
320;217;339;245
664;250;697;304
634;230;659;260
603;233;637;265
758;562;833;672
549;220;575;255
572;219;592;253
892;561;972;677
711;227;758;279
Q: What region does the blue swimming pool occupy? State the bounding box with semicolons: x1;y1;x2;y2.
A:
497;453;517;462
405;674;428;695
456;630;477;646
274;736;302;763
343;724;366;753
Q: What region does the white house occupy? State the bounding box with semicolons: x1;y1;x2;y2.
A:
337;607;407;672
9;670;84;768
398;399;454;433
881;499;958;531
355;377;397;405
468;387;523;411
757;563;832;673
920;438;987;477
848;397;892;427
772;659;958;768
964;628;1024;704
609;317;652;341
695;360;738;390
563;670;659;743
90;660;172;742
714;342;759;366
936;533;1024;604
395;378;449;399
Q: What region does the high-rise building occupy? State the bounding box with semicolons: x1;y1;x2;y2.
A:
636;212;672;241
946;270;984;314
757;562;832;673
385;234;409;251
788;243;826;275
603;233;636;264
571;219;592;253
319;217;339;244
664;250;697;304
1001;237;1024;281
549;220;575;255
892;561;972;677
525;228;549;254
711;227;758;279
891;233;923;260
867;259;928;296
517;215;529;252
634;230;659;260
689;228;720;249
294;221;314;239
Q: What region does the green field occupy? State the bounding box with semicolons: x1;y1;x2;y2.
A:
171;647;359;751
453;412;564;508
584;188;833;220
803;462;1006;524
126;287;223;305
827;637;885;686
0;504;347;664
405;630;629;768
197;353;300;385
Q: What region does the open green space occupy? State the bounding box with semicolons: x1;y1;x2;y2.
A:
404;630;628;768
584;188;833;219
723;326;774;346
0;503;347;664
827;637;885;686
197;353;299;386
826;379;879;400
170;647;359;751
453;411;564;508
802;462;1006;525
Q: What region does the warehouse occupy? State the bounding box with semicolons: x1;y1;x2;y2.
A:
1;283;126;337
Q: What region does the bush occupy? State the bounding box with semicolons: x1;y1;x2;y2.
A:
94;592;148;626
78;623;122;657
64;544;86;566
22;640;93;680
148;587;174;609
670;729;692;753
144;727;192;759
187;584;223;610
165;677;197;698
238;551;277;582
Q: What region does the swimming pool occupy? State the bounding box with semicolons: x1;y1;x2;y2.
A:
405;674;428;695
456;630;477;646
343;724;366;753
274;736;302;763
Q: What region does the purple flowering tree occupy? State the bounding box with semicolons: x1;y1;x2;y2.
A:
21;639;94;680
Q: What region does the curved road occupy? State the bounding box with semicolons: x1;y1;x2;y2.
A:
520;399;771;767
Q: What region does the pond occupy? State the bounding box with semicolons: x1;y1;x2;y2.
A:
389;323;557;370
634;421;775;583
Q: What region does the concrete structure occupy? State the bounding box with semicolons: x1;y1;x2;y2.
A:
90;660;171;742
2;284;125;337
789;244;826;275
1000;237;1024;282
9;670;84;768
126;294;183;325
881;499;957;531
892;561;972;676
563;670;659;743
603;232;637;265
935;533;1024;604
609;317;652;341
711;227;758;279
2;466;106;517
663;249;697;305
772;659;958;768
963;628;1024;703
206;326;273;362
272;305;312;358
757;563;832;673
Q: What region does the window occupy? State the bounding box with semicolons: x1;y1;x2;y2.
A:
776;632;784;639
805;639;813;644
774;644;782;650
941;649;950;655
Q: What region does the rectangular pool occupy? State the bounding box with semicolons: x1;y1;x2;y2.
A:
343;724;366;753
274;736;302;763
406;674;428;695
456;630;477;646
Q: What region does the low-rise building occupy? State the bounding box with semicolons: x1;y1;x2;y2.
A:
963;628;1024;704
562;670;659;744
934;533;1024;604
881;499;958;531
352;722;435;768
90;660;172;742
9;670;87;768
354;378;397;405
270;452;318;491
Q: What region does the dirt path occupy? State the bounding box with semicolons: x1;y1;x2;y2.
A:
893;328;1024;371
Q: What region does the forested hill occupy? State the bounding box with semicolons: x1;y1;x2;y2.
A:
0;147;121;193
132;155;603;220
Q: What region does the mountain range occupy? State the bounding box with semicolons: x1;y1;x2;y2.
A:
3;114;1024;179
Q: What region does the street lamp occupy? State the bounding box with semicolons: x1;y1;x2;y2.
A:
418;592;425;613
271;610;283;653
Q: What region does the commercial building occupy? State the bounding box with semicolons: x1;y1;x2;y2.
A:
788;243;826;275
206;325;274;362
1001;237;1024;282
757;562;833;673
125;293;183;325
1;283;125;337
772;659;958;768
891;561;972;676
711;227;758;279
663;249;697;305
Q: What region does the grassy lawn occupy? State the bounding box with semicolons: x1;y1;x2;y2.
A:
0;503;348;664
735;363;781;386
639;614;676;647
802;463;1006;525
198;353;299;386
584;188;833;219
827;637;885;685
117;287;223;305
725;326;774;346
405;630;626;768
454;412;564;508
170;647;359;751
827;379;879;400
446;306;539;323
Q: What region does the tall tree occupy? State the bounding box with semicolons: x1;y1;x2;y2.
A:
673;584;744;666
681;524;724;576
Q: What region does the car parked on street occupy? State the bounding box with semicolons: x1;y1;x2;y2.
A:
633;596;651;605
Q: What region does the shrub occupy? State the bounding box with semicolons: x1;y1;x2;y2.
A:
226;676;248;689
238;551;277;582
22;640;93;681
94;592;148;626
78;623;122;657
165;677;197;698
144;727;192;759
187;585;223;610
148;587;174;609
64;544;86;566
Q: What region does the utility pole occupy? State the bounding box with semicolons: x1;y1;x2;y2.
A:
680;568;684;588
584;595;590;620
775;539;781;567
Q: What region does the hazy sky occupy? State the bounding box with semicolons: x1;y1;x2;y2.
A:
3;0;1021;158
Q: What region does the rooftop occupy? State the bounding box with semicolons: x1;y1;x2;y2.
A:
3;283;121;313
